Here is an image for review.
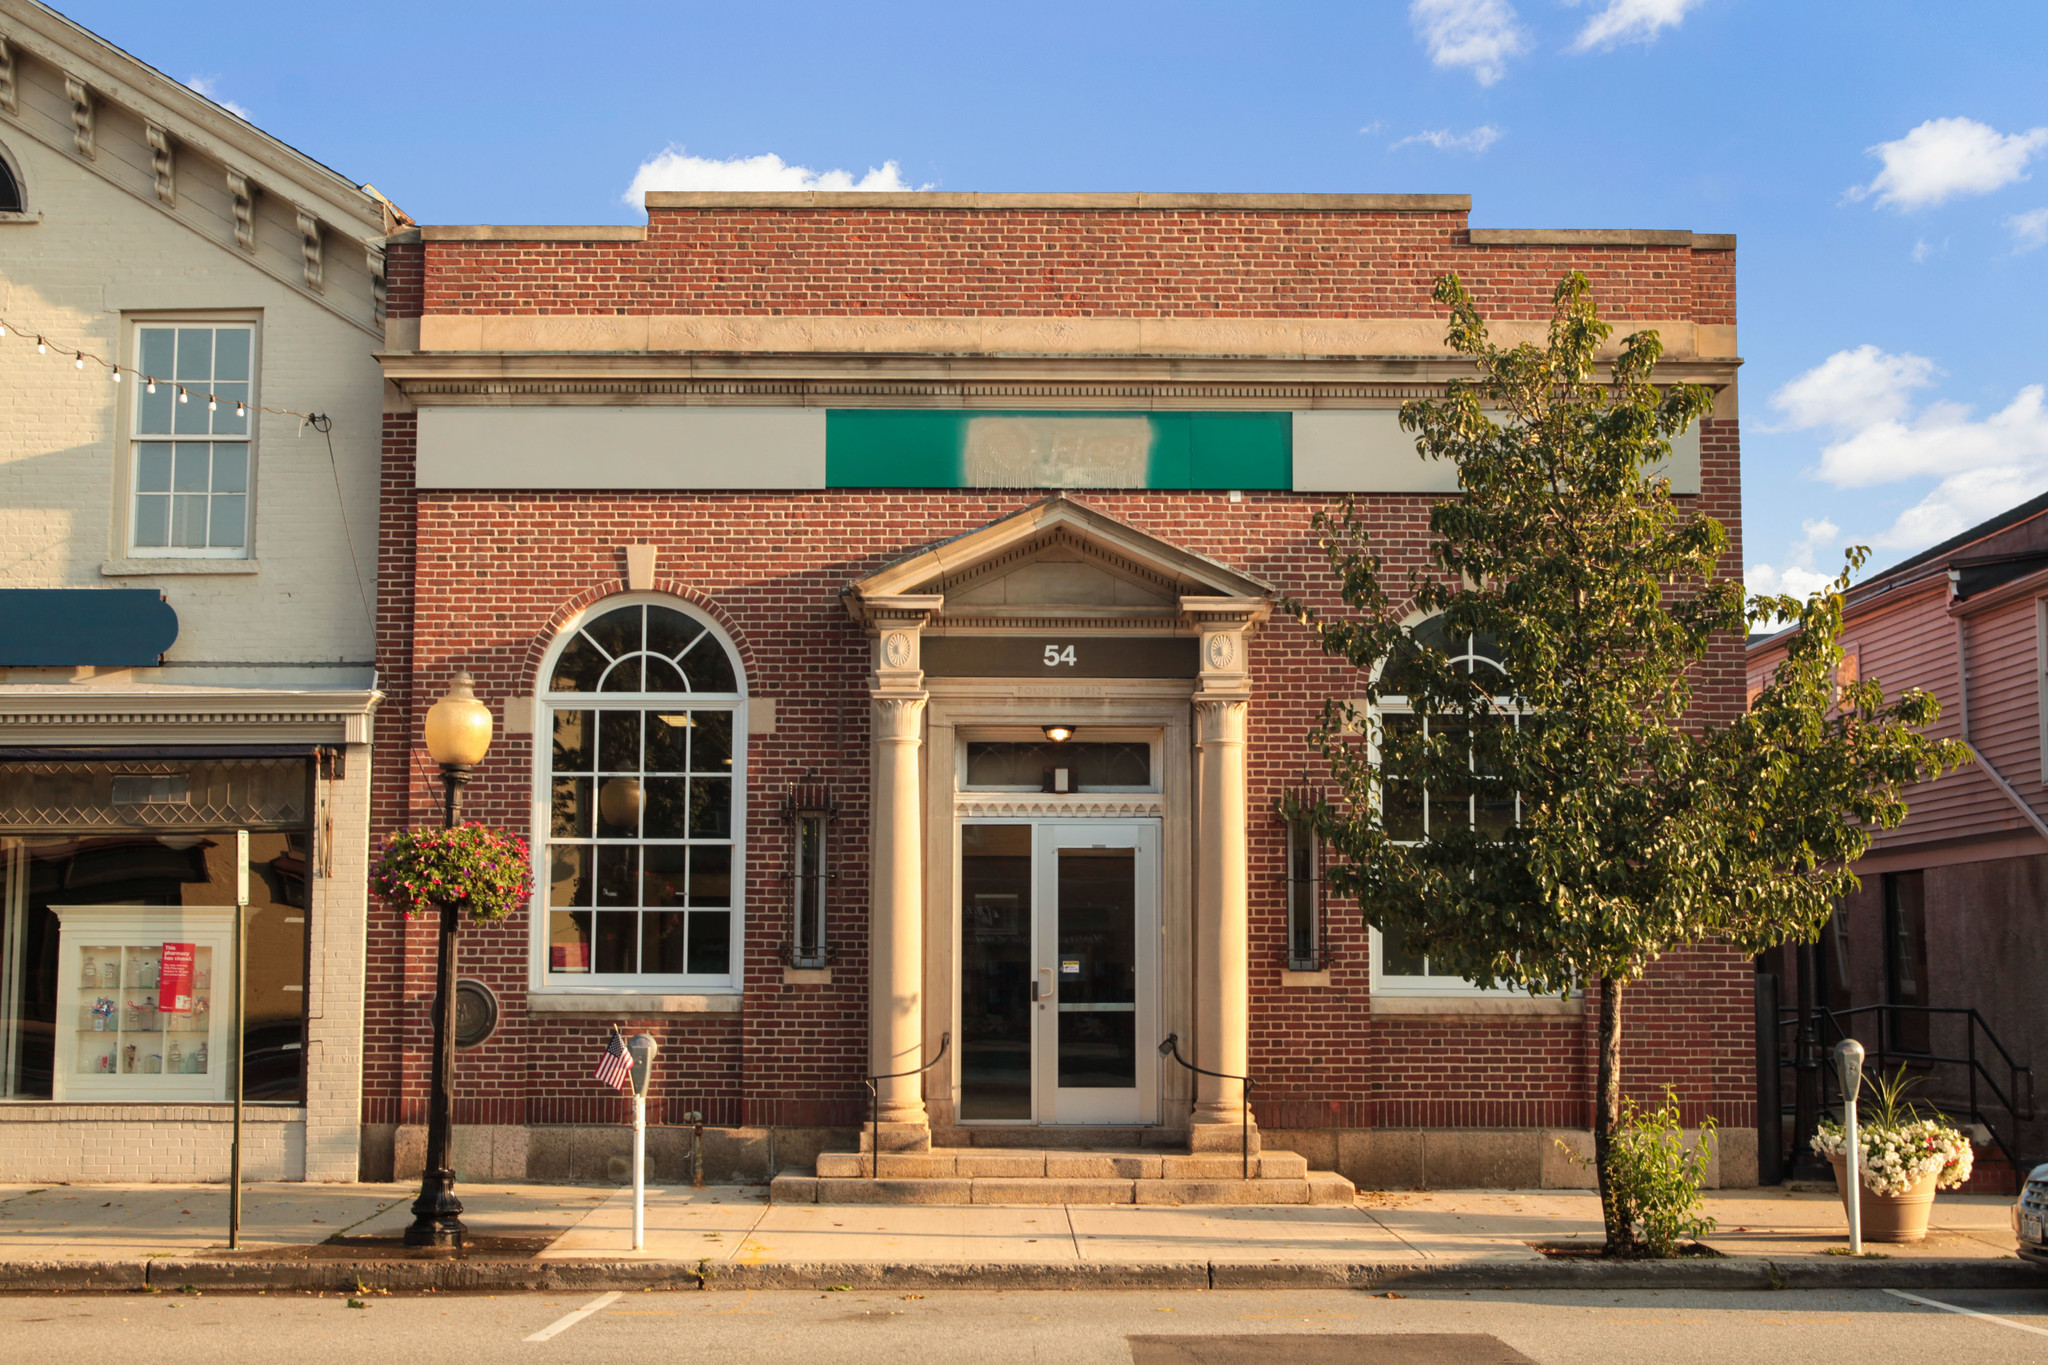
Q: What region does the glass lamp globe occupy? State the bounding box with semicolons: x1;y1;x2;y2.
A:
424;671;494;769
599;776;645;830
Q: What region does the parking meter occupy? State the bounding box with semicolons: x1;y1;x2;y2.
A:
626;1033;658;1250
1835;1038;1866;1254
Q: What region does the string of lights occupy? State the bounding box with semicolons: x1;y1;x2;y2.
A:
0;313;325;427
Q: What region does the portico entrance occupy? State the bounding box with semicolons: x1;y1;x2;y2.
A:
957;819;1160;1125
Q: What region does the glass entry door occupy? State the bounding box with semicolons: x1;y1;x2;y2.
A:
957;820;1158;1125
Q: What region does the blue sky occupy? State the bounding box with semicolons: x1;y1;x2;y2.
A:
58;0;2048;596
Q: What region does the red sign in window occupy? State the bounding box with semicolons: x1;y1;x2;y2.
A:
159;942;195;1013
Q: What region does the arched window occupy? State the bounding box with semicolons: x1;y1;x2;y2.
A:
1370;612;1525;994
537;598;745;987
0;145;24;214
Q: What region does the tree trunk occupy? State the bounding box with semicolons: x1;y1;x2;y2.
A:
1595;975;1630;1255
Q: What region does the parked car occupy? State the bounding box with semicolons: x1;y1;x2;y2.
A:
2018;1163;2048;1264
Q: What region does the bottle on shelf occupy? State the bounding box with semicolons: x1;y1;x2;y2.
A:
168;1040;182;1073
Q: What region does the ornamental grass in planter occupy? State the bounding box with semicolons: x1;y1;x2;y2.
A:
1810;1064;1975;1243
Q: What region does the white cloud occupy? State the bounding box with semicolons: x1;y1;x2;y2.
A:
621;147;926;208
1357;120;1388;136
1766;344;1936;432
1390;125;1502;153
183;75;252;121
1567;0;1707;51
1746;562;1837;602
1769;345;2048;549
1910;237;1947;263
1846;118;2048;212
1746;517;1840;604
1409;0;1529;86
2009;207;2048;253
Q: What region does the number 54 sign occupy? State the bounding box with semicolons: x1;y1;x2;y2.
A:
1041;645;1078;668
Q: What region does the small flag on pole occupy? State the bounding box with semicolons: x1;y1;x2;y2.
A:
594;1027;633;1092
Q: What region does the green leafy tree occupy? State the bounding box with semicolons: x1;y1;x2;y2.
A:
1288;271;1966;1255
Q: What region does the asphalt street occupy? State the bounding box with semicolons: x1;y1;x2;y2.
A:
1;1286;2044;1363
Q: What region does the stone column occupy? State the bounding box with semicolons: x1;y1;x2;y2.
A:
852;595;943;1152
1183;597;1268;1153
870;691;928;1137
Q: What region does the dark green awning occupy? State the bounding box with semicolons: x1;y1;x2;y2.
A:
0;589;179;666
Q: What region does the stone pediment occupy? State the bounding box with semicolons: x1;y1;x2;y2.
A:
846;495;1271;631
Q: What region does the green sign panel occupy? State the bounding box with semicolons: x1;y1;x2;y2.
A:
825;411;1290;490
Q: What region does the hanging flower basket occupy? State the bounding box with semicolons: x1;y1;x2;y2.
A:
371;824;533;923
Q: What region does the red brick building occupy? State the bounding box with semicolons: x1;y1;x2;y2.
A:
366;193;1757;1193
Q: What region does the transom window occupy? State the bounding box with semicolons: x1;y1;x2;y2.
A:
539;601;744;987
129;323;256;557
1371;612;1526;996
961;741;1154;792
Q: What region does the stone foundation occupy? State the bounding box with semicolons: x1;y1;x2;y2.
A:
357;1123;1758;1189
1265;1126;1759;1190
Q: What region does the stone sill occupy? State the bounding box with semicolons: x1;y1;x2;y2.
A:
103;558;261;576
0;1103;305;1122
0;212;40;226
1280;969;1332;989
1371;995;1582;1017
783;966;832;985
527;992;741;1017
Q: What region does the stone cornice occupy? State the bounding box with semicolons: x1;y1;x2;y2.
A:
381;353;1741;398
0;686;382;745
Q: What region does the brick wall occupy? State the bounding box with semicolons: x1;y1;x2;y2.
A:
368;204;1751;1152
414;209;1733;325
367;469;1754;1137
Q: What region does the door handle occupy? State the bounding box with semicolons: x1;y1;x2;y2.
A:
1039;966;1054;1004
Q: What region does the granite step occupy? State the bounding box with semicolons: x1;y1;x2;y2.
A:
774;1149;1353;1206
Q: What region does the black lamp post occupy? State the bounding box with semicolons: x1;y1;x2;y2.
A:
404;671;494;1249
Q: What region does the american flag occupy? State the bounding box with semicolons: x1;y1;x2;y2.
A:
594;1028;633;1092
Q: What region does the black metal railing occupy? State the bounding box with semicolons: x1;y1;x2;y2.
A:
862;1032;950;1178
1775;1003;2035;1176
1158;1033;1256;1179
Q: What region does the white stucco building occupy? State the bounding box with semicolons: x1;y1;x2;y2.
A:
0;0;394;1180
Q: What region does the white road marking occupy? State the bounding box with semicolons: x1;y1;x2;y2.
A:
1884;1288;2048;1338
524;1291;623;1342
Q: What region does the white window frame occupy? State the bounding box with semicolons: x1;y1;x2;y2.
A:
1368;612;1534;999
125;318;260;559
530;593;747;995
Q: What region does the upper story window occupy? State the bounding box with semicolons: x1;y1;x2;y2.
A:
538;598;745;988
0;154;23;214
1370;612;1527;996
129;323;256;558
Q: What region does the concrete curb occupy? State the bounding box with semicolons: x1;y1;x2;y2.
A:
2;1256;2042;1295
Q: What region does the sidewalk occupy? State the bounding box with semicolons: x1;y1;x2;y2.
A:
0;1181;2038;1293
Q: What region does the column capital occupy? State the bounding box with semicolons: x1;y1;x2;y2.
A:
872;692;928;742
1193;694;1248;746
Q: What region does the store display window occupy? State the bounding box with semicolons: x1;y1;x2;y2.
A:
0;757;312;1103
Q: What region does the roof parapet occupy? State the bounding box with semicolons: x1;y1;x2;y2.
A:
640;191;1472;212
